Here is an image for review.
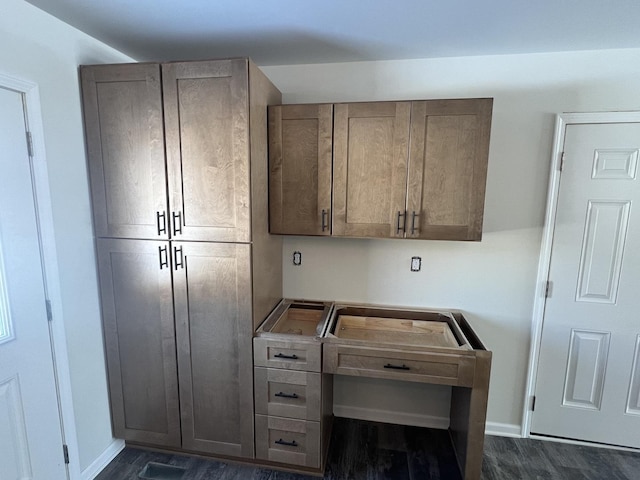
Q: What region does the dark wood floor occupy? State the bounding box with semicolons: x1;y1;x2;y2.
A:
96;418;640;480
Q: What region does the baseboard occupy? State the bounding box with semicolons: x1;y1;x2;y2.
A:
81;438;125;480
333;404;450;430
485;422;522;438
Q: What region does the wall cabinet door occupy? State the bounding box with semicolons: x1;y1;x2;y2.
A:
407;99;493;240
81;65;169;240
268;104;333;235
173;241;254;457
96;238;180;447
163;60;251;242
331;102;411;237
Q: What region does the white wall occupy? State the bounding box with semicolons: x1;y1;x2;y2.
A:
262;48;640;432
0;0;133;472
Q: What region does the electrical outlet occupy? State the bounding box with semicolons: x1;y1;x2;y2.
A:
411;256;421;272
293;251;302;266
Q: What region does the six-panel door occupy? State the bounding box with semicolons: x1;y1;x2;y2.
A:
268;104;333;235
81;64;169;240
163;59;252;242
172;241;255;457
96;238;181;447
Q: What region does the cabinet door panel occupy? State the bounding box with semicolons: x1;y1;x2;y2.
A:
173;242;254;457
163;60;250;242
81;64;168;239
269;104;333;235
407;99;492;240
333;102;410;237
96;238;180;446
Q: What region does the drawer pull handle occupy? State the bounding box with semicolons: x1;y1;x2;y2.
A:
384;363;410;370
275;392;299;399
275;439;298;447
274;353;298;360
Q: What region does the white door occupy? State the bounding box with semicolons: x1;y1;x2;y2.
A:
0;86;68;478
532;121;640;447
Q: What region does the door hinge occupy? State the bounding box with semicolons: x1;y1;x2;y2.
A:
559;152;565;172
26;131;34;158
63;444;69;464
544;280;553;298
531;395;536;412
45;299;53;322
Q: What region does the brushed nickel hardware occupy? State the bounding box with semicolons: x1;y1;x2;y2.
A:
158;246;169;270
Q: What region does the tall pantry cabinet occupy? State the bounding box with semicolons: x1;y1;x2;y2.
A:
80;59;283;458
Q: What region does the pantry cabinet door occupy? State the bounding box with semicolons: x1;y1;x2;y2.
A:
333;102;411;238
96;238;180;447
269;104;333;235
81;64;169;240
163;59;251;242
407;99;492;241
173;241;254;457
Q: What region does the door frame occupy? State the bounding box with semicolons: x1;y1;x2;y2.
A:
0;72;80;479
523;111;640;440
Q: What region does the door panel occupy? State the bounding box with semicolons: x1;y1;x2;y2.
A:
407;99;492;240
173;242;254;457
269;104;333;235
81;64;168;240
0;86;66;479
333;102;410;237
163;60;250;242
532;122;640;447
96;238;180;447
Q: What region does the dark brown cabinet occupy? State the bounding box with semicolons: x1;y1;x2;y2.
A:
267;98;493;241
82;58;282;457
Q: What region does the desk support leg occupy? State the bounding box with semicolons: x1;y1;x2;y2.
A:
449;351;492;480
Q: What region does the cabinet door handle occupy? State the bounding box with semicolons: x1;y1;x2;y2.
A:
321;209;329;232
274;352;298;360
411;211;418;235
158;246;169;270
384;363;410;370
173;245;184;270
274;392;299;399
396;211;406;234
172;211;182;236
275;439;298;447
156;211;167;236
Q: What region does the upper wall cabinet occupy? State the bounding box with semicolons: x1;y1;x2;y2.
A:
267;98;493;241
82;60;252;242
268;104;333;235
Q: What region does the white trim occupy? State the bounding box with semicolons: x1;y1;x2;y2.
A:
0;72;82;480
485;422;522;438
80;439;125;480
333;404;450;430
530;434;640;453
523;111;640;439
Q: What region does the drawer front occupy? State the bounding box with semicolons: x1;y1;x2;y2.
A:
254;338;322;372
323;344;475;387
255;415;320;468
255;368;321;421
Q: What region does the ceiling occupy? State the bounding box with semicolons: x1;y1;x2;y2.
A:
25;0;640;66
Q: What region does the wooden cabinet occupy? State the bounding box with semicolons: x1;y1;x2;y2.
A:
82;58;282;458
268;104;333;235
267;98;492;241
